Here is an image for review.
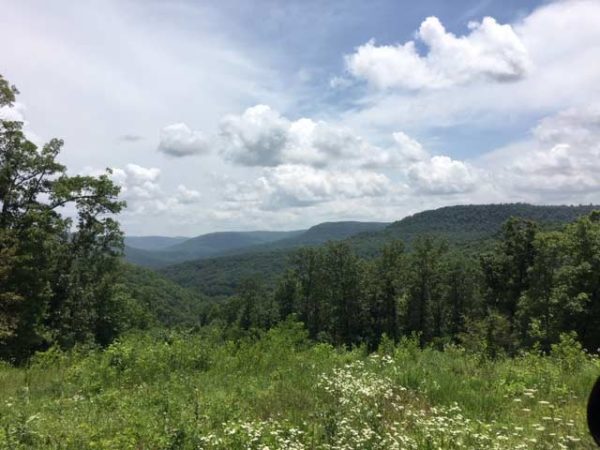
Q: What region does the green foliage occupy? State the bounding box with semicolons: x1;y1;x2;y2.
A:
126;222;388;269
161;204;599;299
0;324;596;448
161;250;291;297
118;263;210;328
0;74;126;361
179;210;600;356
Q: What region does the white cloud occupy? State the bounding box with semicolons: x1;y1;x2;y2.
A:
216;104;385;168
340;0;600;134
175;184;201;204
225;164;391;210
0;103;25;122
105;164;205;214
158;123;210;157
392;131;430;163
408;155;479;195
345;16;530;90
329;75;353;89
480;105;600;197
112;163;162;201
219;104;289;166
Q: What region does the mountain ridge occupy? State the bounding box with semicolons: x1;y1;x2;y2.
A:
124;221;389;268
159;203;600;297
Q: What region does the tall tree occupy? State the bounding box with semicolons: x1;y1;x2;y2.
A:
367;240;405;345
322;242;364;346
404;236;447;346
293;248;326;339
0;74;125;361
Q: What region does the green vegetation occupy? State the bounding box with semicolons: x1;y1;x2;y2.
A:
0;74;129;362
2;73;600;448
162;204;599;298
191;213;600;355
125;236;189;251
124;231;303;268
0;324;597;448
118;263;211;328
160;250;291;297
125;222;388;269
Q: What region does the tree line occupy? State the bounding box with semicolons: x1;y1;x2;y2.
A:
214;213;600;355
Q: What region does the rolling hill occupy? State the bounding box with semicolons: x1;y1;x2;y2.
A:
160;203;600;297
124;222;388;268
123;230;302;268
119;263;211;326
348;203;600;255
124;236;189;251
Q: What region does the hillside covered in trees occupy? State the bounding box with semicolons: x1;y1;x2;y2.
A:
124;222;388;268
159;203;599;297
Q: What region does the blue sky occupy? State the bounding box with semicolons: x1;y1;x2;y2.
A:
1;0;600;235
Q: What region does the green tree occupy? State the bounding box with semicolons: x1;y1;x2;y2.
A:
366;240;405;346
560;212;600;350
0;74;125;361
321;242;364;346
518;231;567;351
443;253;479;340
404;236;447;346
274;269;300;320
293;248;326;339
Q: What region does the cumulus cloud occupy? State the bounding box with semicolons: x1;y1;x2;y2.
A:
225;164;391;210
408;155;479;195
102;164;204;215
391;131;430;163
112;164;162;201
158;123;210;157
345;16;530;90
219;105;289;166
175;184;201;204
340;1;600;135
218;104;383;168
388;131;481;195
483;106;600;196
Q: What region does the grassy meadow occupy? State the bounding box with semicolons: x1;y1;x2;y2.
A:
0;322;597;449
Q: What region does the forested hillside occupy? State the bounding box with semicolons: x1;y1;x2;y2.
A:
123;230;302;268
125;222;387;268
349;203;600;255
118;264;210;327
161;203;599;297
124;235;188;251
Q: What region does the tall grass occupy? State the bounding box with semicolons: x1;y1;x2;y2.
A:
0;322;597;449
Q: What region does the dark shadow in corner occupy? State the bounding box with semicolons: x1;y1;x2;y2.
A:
589;376;600;446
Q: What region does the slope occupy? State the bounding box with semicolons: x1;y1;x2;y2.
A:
124;236;189;251
160;203;600;297
119;263;211;326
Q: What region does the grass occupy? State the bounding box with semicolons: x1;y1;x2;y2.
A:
0;322;597;449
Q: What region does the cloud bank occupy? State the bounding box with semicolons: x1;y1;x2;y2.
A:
345;16;530;90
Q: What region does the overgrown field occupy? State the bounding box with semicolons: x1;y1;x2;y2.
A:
0;322;597;449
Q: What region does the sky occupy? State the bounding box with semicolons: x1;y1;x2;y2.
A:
1;0;600;236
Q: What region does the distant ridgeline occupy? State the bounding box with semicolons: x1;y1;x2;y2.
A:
149;203;599;297
124;222;388;268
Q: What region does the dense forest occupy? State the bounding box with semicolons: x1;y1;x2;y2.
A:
159;203;600;297
192;214;600;355
1;74;600;448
